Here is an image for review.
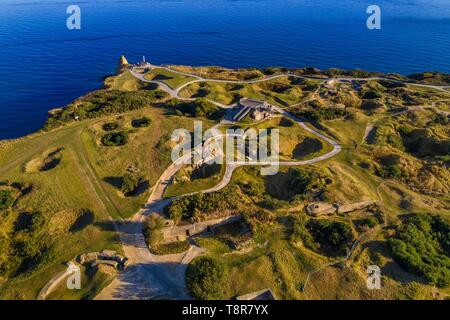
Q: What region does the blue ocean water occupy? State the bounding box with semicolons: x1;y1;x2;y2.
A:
0;0;449;139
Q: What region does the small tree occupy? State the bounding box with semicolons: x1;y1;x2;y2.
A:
101;131;128;146
143;215;165;249
0;190;14;210
120;172;143;195
186;256;228;300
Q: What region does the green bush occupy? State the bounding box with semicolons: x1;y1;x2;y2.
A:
388;213;450;288
167;187;244;225
143;215;165;249
290;215;316;250
307;220;354;256
120;172;144;195
166;98;223;120
377;164;403;179
0;212;53;277
239;179;265;197
294;107;350;121
131;116;151;128
102;122;119;131
186;256;228;300
150;241;190;255
101;131;128;146
279;117;295;127
259;196;289;210
361;99;385;111
362;89;383;99
0;190;14;210
289;168;325;195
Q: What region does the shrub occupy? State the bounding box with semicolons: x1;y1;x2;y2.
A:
358;216;379;229
294;107;350;121
388;213;450;288
361;99;385;111
362;89;383;99
167;187;244;225
279;117;295;127
151;241;190;255
290;215;316;250
289;168;325;195
166;98;223;120
186;256;228;300
120;172;144;195
0;212;53;277
102;122;119;131
131;116;151;128
101;131;128;146
239;179;265;197
143;215;165;249
0;190;14;210
377;165;403;179
307;220;354;256
259;196;289;210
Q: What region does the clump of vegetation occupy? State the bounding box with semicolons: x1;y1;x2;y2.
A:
131;116;151;128
167;98;223;120
388;213;450;288
101;131;129;146
375;153;406;179
120;172;145;196
354;216;379;232
186;256;228;300
241;167;328;208
0;212;53;278
102;122;119;131
293;106;351;122
361;99;385;111
143;215;190;255
279;117;295;127
0;190;14;210
307;220;354;257
167;187;245;225
376;164;404;179
153;241;190;255
143;215;165;249
362;89;383;99
288;168;327;198
44;89;168;130
290;215;354;257
289;214;316;250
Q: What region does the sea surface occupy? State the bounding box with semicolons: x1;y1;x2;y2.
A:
0;0;449;139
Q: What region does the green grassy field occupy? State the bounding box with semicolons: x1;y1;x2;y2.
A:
144;68;197;89
0;101;217;299
104;70;145;91
1;65;449;300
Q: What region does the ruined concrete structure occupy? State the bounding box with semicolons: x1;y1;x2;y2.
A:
306;200;377;217
162;215;242;243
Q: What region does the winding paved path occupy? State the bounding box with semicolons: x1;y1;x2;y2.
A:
97;63;447;300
